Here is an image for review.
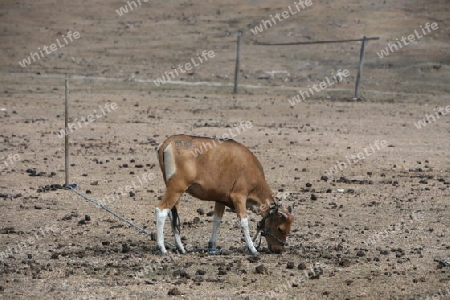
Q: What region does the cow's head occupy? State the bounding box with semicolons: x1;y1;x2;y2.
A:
259;203;294;253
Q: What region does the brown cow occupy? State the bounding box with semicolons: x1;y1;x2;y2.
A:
156;134;294;254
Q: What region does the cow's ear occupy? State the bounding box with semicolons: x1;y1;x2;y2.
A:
288;205;294;215
269;202;278;213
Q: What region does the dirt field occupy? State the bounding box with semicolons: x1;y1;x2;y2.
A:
0;0;449;299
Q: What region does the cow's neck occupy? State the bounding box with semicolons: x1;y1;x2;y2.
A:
257;196;275;218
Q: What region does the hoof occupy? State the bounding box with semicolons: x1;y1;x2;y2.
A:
249;248;259;255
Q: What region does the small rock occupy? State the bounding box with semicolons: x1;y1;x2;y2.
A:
195;269;206;275
196;208;205;215
298;262;307;270
356;250;365;257
50;184;63;190
255;264;268;275
218;269;227;275
310;194;317;201
286;262;295;269
60;214;71;221
61;211;78;221
173;269;190;278
121;243;130;253
339;258;351;267
247;256;260;263
308;271;320;280
34;205;42;210
168;287;182;296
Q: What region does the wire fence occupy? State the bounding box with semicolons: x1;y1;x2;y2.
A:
233;32;379;99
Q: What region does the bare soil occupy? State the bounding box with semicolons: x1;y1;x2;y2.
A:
0;0;449;299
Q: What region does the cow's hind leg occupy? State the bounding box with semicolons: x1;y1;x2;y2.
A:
208;202;225;250
168;200;186;254
156;188;183;255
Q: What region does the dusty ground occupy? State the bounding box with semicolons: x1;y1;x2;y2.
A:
0;0;449;299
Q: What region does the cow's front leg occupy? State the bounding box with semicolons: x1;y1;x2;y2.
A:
208;202;225;249
231;193;258;255
240;217;258;255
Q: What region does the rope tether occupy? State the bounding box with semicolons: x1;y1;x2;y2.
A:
65;183;176;248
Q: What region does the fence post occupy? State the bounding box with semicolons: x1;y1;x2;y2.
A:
233;31;242;94
64;75;69;186
354;36;366;99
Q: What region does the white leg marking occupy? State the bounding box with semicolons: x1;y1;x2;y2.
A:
209;214;222;249
169;211;186;254
163;143;176;181
241;218;258;255
156;207;170;254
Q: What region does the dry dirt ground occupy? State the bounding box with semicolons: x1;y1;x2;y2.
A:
0;0;449;299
